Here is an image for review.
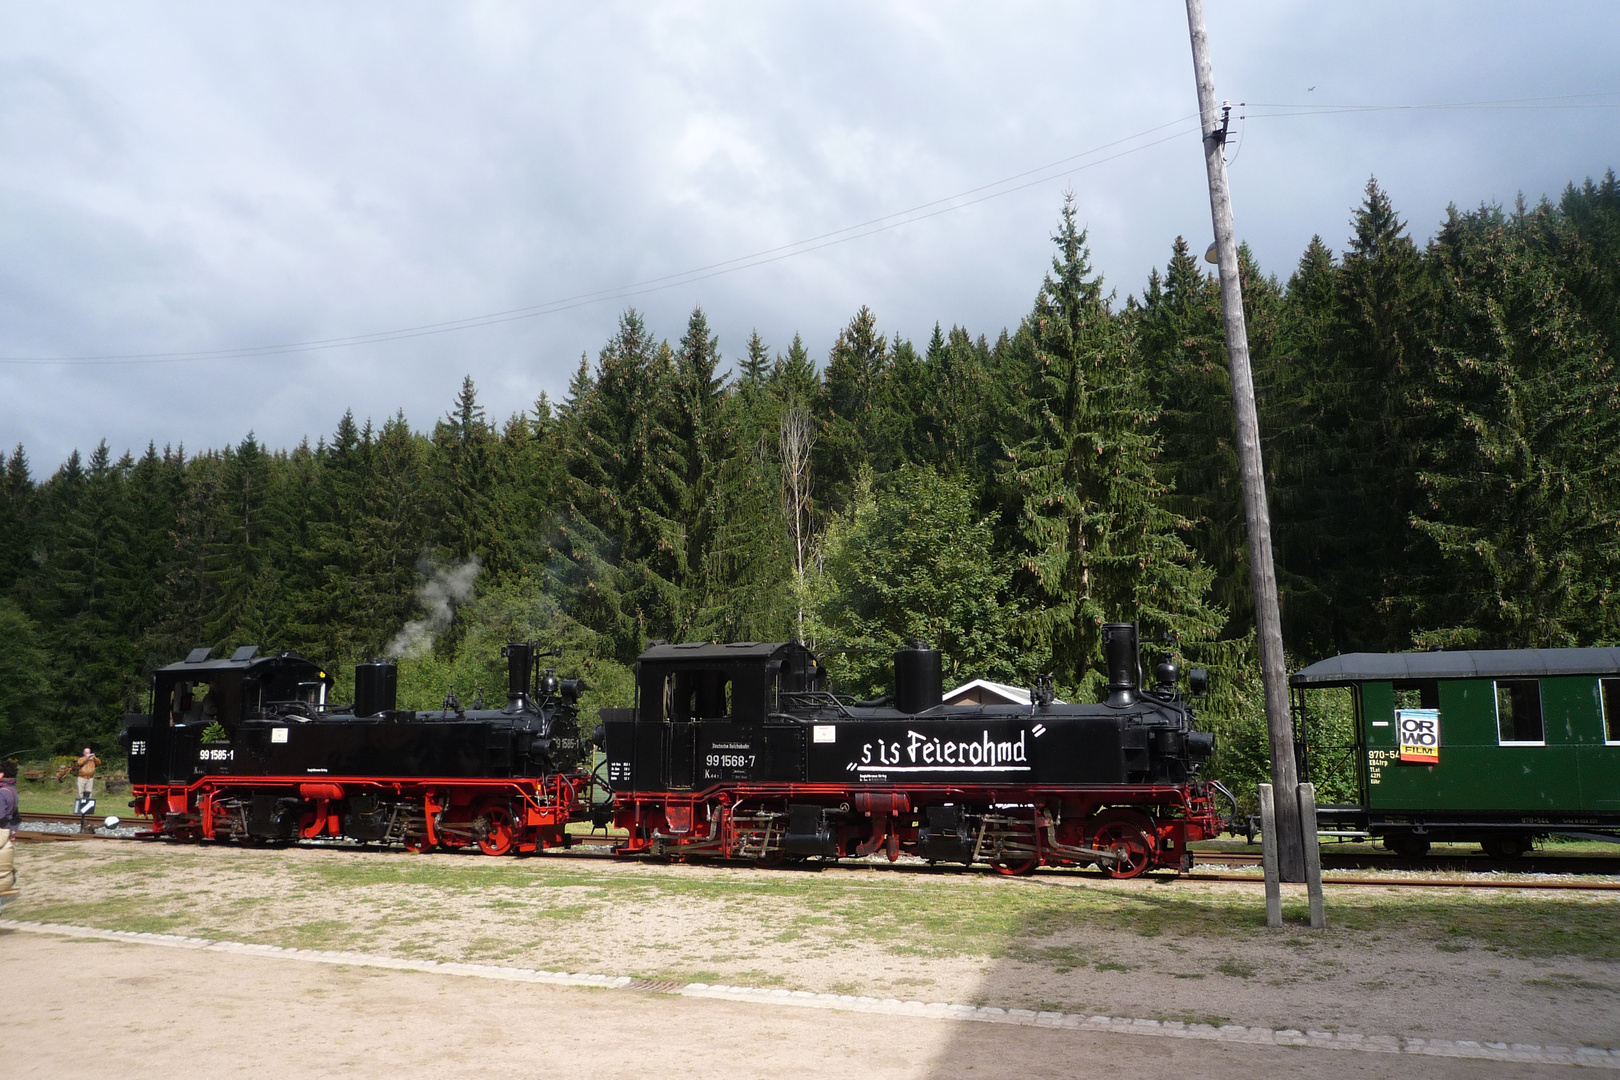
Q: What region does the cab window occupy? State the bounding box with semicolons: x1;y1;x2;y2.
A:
663;670;732;721
169;681;220;726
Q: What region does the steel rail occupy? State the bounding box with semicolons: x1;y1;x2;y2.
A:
1182;870;1620;892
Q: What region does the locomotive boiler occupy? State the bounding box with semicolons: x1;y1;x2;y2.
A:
600;624;1226;877
122;642;587;854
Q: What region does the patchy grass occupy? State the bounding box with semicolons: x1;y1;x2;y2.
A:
1524;973;1615;992
11;844;1620;976
1163;1013;1232;1027
16;776;132;815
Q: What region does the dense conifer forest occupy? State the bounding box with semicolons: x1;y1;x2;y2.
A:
3;175;1617;800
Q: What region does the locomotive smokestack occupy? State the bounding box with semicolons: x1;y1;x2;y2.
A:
502;642;534;707
353;660;398;717
1102;623;1139;708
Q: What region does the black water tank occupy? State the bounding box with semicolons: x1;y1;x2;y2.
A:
894;639;942;714
354;660;398;717
1102;623;1139;707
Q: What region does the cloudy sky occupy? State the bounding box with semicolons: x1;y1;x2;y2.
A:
3;2;1616;470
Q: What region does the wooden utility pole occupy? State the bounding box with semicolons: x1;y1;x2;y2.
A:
1184;0;1306;881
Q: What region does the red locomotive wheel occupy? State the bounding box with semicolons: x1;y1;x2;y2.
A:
992;853;1039;876
475;805;517;857
1090;809;1157;879
402;833;432;853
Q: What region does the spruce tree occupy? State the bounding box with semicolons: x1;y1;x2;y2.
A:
37;442;144;748
739;330;772;393
206;433;281;649
428;377;499;567
673;306;727;634
815;466;1019;694
1135;237;1282;633
915;324;997;477
1322;179;1431;649
771;333;818;404
1006;197;1222;698
1265;235;1342;650
0;445;37;595
555;310;688;659
1409;201;1620;646
817;307;889;513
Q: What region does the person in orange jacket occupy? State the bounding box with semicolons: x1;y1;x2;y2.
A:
70;748;100;801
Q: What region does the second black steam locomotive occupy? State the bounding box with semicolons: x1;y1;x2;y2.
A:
600;624;1224;876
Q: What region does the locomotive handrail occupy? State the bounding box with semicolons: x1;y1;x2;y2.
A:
1207;780;1241;832
775;691;854;718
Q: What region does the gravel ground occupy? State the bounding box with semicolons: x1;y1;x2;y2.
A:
3;929;1591;1080
7;841;1620;1050
16;821;144;837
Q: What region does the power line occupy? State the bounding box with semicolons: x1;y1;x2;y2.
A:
2;116;1199;367
11;87;1615;368
1245;88;1620;118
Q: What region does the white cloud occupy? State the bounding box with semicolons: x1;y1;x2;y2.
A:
0;1;1615;467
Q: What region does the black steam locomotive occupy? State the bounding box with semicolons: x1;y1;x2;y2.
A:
123;643;587;854
600;624;1224;876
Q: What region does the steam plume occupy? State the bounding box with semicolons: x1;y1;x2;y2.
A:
386;555;482;658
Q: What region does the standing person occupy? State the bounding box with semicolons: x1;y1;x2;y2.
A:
0;760;20;895
73;748;100;803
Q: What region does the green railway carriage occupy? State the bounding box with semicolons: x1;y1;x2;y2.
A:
1291;648;1620;858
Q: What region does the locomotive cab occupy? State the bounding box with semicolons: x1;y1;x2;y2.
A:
602;641;823;793
124;648;333;785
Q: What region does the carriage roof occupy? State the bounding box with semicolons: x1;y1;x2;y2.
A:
1290;647;1620;687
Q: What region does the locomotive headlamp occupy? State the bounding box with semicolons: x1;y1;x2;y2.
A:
1186;731;1216;759
1155;659;1181;688
1188;668;1211;696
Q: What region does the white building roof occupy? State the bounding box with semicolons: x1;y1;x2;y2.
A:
941;678;1065;707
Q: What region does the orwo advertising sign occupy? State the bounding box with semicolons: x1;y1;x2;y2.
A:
1397;708;1440;764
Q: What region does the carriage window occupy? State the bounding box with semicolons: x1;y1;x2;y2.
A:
1393;680;1439;712
1495;680;1544;745
1602;679;1620;744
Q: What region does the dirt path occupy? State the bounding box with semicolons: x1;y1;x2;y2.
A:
7;842;1620;1050
2;931;1585;1080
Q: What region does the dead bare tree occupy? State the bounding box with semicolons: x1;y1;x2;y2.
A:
779;405;815;642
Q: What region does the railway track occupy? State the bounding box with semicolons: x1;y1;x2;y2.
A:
12;811;150;842
20;812;143;827
1180;869;1620;891
14;814;1620;888
1193;848;1620;876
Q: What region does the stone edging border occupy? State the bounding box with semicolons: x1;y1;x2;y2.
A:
4;919;1615;1070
